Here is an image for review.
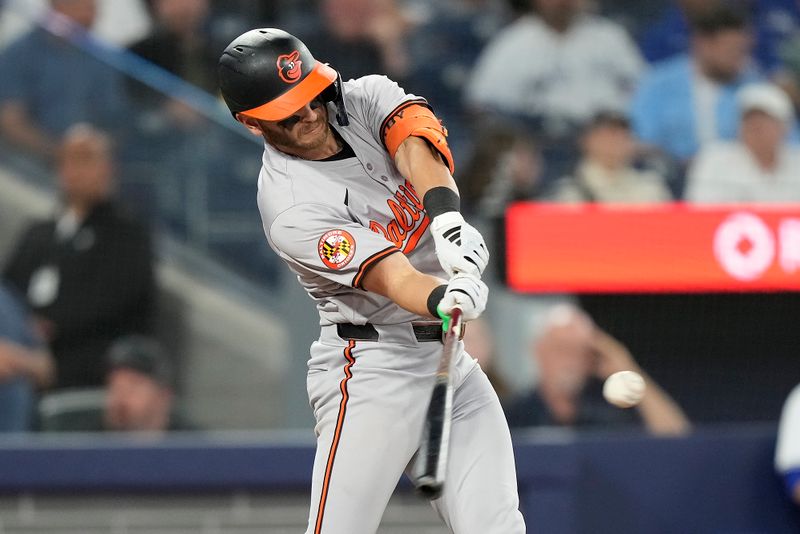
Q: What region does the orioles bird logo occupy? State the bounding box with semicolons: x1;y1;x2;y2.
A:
277;50;303;83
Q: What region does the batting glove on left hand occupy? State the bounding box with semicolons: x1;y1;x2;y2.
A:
430;212;490;277
438;272;489;322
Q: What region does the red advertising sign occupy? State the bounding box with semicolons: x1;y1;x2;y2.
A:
505;203;800;293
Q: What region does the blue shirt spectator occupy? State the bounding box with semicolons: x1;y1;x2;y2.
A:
631;6;762;163
0;283;52;432
0;3;126;158
631;54;761;161
640;0;800;72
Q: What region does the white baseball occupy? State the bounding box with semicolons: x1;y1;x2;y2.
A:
603;370;646;408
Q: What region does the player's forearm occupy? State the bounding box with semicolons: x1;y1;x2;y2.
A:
394;136;458;199
636;374;691;436
360;251;445;318
369;267;444;318
388;272;446;318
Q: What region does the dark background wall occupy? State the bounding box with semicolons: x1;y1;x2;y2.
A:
580;293;800;422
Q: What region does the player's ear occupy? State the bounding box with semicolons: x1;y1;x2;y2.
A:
235;113;264;137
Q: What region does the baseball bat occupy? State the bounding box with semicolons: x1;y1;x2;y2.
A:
413;307;463;500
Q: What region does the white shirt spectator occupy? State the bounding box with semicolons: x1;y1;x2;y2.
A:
686;82;800;203
464;14;643;125
93;0;152;47
686;141;800;202
552;161;672;204
0;0;151;49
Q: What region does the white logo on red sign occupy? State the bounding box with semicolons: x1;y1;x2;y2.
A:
713;212;775;281
318;229;356;270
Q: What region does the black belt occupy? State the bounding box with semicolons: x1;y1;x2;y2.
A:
336;323;443;342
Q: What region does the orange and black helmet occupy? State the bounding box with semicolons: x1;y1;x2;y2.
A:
218;28;349;125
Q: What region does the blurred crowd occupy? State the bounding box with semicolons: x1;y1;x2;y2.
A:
1;0;800;500
2;0;800;205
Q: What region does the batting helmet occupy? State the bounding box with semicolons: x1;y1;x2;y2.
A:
218;28;349;126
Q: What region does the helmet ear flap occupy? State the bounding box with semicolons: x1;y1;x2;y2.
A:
319;67;349;126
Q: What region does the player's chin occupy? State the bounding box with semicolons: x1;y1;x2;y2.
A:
298;125;329;149
301;121;326;139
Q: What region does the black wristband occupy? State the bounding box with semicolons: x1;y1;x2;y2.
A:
427;284;448;318
422;187;460;220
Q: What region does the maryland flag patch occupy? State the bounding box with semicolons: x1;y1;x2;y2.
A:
318;229;356;270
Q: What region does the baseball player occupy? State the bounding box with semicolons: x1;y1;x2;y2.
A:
218;29;525;534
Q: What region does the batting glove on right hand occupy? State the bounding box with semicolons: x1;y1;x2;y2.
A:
430;212;490;277
438;272;489;322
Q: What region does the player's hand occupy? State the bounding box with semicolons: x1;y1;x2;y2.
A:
430;212;489;277
438;273;489;322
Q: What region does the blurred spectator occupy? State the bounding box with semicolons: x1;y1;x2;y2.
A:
639;0;800;73
128;0;219;134
461;125;545;218
594;0;664;39
776;383;800;506
129;0;217;95
103;335;192;433
547;110;672;203
0;0;151;49
38;335;193;433
686;82;800;202
0;0;127;159
462;317;511;402
404;0;510;158
2;125;156;389
302;0;414;82
631;6;761;165
125;0;222;231
464;0;643;139
93;0;152;46
0;282;55;432
206;1;281;47
774;9;800;111
504;304;690;436
638;0;723;64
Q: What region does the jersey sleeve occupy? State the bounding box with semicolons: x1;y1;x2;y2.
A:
348;75;427;143
268;203;401;289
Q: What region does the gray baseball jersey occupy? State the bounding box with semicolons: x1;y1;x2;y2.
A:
255;75;525;534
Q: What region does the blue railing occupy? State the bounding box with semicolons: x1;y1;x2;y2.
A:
0;425;796;533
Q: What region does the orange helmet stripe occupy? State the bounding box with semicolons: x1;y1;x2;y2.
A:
239;62;337;121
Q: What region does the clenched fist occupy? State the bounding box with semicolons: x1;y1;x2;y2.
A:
438;272;489;321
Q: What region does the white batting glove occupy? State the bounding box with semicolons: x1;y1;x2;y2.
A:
438;273;489;322
430;212;490;277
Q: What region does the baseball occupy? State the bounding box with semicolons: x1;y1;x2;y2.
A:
603;370;646;408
